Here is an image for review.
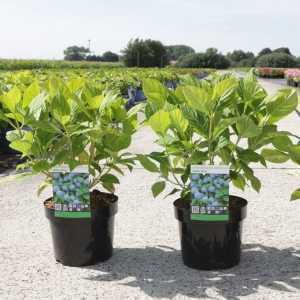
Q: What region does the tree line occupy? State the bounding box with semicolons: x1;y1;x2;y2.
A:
64;39;300;69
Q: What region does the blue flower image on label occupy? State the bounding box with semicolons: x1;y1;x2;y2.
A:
190;166;229;221
52;172;91;219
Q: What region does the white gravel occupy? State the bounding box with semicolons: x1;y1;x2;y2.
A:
1;78;300;300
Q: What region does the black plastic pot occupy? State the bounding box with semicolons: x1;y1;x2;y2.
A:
174;195;247;270
44;190;118;267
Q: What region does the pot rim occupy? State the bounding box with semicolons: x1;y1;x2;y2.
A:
174;195;248;223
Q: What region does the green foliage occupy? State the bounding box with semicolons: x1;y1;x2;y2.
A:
0;59;123;70
273;47;292;55
176;48;230;69
166;45;195;61
256;53;297;68
0;74;142;194
226;50;255;67
139;71;298;201
101;51;119;62
64;45;90;61
122;38;169;68
291;188;300;201
257;48;272;57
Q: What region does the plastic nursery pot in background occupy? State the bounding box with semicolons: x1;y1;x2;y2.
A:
44;190;118;267
174;195;247;270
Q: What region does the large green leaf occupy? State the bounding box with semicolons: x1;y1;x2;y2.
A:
1;87;21;113
213;117;239;139
103;133;131;152
261;148;289;163
137;155;159;172
238;149;266;166
272;135;293;152
266;89;298;123
100;174;120;184
151;181;166;197
143;79;167;109
288;145;300;164
169;108;188;134
9;131;33;155
236;116;262;138
182;85;212;115
147;110;170;135
212;77;237;103
23;82;40;108
87;95;104;109
29;92;48;120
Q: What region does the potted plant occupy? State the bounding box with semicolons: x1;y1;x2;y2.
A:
138;71;298;270
0;76;141;266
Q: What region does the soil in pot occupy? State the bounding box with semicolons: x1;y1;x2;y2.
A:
174;195;247;270
44;190;118;267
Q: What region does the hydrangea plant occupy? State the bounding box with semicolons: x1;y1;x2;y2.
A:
0;75;142;195
138;71;299;200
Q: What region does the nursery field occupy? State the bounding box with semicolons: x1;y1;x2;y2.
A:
1;70;300;299
0;59;123;70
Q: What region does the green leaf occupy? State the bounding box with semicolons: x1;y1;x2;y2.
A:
266;88;298;123
87;95;104;109
103;133;131;152
272;135;293;152
32;160;50;172
169;108;188;134
231;171;246;190
37;180;51;197
99;92;119;111
291;188;300;201
288;145;300;164
23;82;40;108
29;92;48;120
9;131;33;155
100;174;120;184
164;188;180;199
151;181;166;197
261;148;289;163
213;117;239;139
236;116;262;138
190;151;207;164
103;182;115;193
127;102;146;118
160;159;169;177
6;130;20;142
137;155;159;172
238;149;266;166
143;79;167;109
1;87;21;112
182;85;212;115
212;77;237;102
147;110;170;135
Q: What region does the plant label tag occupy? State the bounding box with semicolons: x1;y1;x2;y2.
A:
52;172;91;219
51;165;89;173
190;165;230;221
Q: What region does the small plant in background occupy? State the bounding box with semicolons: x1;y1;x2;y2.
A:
285;69;300;87
254;67;286;78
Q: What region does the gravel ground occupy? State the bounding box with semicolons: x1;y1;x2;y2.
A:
1;78;300;300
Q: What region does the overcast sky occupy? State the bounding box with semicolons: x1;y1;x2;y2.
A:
0;0;299;59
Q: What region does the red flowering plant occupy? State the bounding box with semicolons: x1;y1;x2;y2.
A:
255;68;285;78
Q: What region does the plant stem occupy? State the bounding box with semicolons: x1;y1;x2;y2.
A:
208;113;215;164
